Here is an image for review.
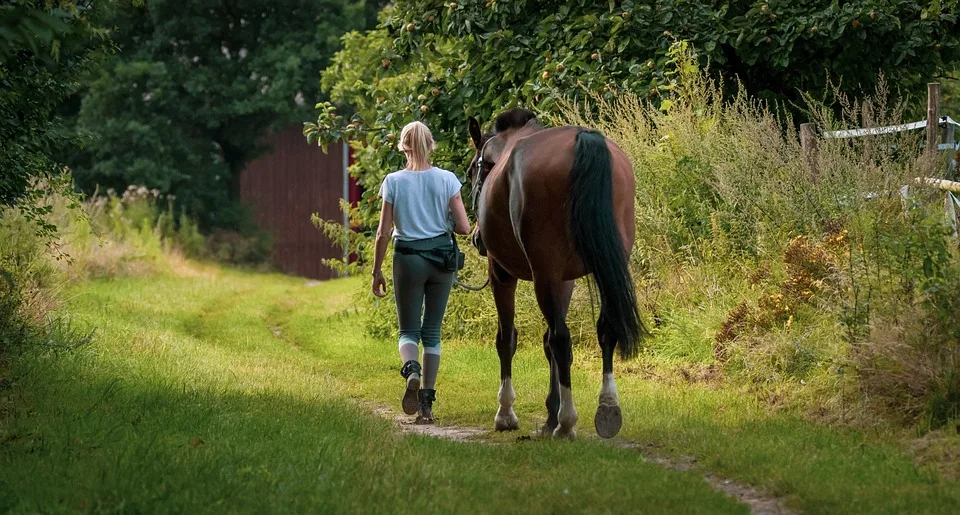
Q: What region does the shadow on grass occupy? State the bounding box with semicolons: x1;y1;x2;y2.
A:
0;348;744;514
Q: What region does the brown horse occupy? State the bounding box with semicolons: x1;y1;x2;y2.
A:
467;108;644;439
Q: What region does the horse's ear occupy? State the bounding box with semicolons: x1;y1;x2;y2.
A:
468;116;482;149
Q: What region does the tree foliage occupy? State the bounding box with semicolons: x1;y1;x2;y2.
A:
310;0;960;222
71;0;377;228
0;0;109;232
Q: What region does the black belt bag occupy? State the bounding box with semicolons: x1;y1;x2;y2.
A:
395;235;465;272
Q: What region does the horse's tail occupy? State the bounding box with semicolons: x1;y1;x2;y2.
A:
568;129;644;359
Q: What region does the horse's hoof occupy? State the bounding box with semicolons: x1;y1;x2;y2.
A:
552;426;577;440
594;403;622;439
539;423;557;438
494;413;519;431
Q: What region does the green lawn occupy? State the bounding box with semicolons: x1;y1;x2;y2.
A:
2;266;959;513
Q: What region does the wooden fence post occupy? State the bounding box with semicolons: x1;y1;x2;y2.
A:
926;82;940;159
800;122;819;182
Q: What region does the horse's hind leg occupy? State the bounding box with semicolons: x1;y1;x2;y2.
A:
534;278;577;438
491;261;520;431
595;311;623;438
539;329;560;436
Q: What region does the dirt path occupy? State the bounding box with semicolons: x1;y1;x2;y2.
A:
370;403;795;515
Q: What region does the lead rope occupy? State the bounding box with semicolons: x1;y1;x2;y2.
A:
451;235;490;291
454;269;489;291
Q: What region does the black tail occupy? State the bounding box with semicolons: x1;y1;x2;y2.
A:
568;130;644;359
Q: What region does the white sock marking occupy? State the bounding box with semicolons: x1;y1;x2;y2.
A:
498;378;515;408
599;372;619;406
495;378;518;429
558;385;578;432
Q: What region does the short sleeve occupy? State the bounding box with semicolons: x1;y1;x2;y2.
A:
445;171;462;200
378;175;394;203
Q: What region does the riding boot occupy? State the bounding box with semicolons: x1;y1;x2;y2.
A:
400;360;421;415
416;389;436;424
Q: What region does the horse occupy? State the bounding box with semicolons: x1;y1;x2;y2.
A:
467;108;645;439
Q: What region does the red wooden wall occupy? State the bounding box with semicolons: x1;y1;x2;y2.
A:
239;125;351;280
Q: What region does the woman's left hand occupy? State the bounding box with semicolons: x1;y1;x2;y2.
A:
372;270;387;298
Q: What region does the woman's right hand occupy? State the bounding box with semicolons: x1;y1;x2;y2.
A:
372;270;387;298
449;193;471;235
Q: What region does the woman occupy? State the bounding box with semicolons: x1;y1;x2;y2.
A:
372;121;471;424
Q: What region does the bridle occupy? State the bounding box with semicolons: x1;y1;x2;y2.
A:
471;136;493;213
453;136;494;292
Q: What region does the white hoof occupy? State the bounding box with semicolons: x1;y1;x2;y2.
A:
555;385;578;440
494;407;519;431
495;378;518;431
539;422;557;438
553;425;577;440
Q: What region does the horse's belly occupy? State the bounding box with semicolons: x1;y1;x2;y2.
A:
480;218;532;281
492;252;533;281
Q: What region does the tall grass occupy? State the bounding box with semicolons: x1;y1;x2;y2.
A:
0;183;267;358
557;44;960;429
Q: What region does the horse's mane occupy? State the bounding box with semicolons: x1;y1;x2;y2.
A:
494;108;540;133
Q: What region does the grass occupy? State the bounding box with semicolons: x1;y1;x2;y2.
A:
0;269;742;514
2;264;959;513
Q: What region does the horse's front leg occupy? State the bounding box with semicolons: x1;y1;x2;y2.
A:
491;261;519;431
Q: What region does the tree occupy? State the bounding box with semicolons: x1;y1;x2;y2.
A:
72;0;378;228
943;64;960;116
0;0;110;231
309;0;960;222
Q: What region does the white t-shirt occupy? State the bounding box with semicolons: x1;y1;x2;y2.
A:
378;167;462;241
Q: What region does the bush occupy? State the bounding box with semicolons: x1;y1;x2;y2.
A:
558;45;960;426
0;204;80;360
51;185;273;280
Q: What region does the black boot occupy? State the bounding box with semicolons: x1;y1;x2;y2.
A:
400;360;421;416
416;389;436;424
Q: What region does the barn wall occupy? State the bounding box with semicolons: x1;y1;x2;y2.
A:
239;125;346;280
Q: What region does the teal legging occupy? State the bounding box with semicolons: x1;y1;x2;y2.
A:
392;237;455;351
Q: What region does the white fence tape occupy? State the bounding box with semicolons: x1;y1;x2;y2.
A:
823;116;960;139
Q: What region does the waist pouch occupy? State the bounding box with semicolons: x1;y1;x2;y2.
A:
395;235;465;272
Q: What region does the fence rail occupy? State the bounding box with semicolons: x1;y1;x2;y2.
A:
801;82;958;181
822;116;960;140
798;82;959;245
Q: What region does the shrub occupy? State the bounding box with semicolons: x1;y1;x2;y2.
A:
558;45;960;426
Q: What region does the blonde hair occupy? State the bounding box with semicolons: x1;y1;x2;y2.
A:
398;121;435;170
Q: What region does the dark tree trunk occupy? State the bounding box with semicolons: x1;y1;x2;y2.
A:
219;140;248;202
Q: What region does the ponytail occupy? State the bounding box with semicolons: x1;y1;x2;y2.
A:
398;121;435;170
